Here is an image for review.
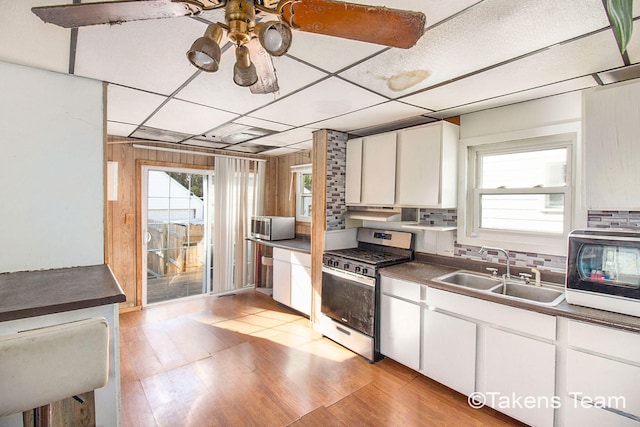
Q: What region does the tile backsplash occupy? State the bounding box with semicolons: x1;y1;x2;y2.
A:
419;209;640;272
587;210;640;229
325;130;348;231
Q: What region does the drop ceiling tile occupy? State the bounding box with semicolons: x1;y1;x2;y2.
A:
260;147;300;156
175;53;327;114
403;31;621;111
249;77;386;127
233;116;293;132
287;140;313;150
340;0;610;98
107;121;138;137
107;84;167;125
0;0;70;73
431;76;597;118
181;139;229;150
75;17;207;95
249;127;316;147
312;101;431;132
286;32;386;73
145;99;238;135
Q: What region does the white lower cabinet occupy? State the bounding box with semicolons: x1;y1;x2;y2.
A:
380;293;421;370
422;308;476;396
272;248;311;316
379;276;421;370
563;319;640;426
482;327;556;427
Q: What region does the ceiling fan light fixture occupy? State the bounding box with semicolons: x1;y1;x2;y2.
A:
187;23;223;72
256;20;292;56
233;45;258;87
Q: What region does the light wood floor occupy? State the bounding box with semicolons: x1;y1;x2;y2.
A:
120;290;525;426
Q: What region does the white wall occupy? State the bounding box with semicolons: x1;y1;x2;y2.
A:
0;61;104;273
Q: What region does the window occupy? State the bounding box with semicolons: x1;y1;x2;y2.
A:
460;132;578;256
293;164;312;222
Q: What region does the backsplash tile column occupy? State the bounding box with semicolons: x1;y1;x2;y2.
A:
325;130;349;231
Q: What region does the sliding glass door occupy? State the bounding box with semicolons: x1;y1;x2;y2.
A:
142;166;209;305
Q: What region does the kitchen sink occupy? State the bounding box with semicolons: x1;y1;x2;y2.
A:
432;270;566;307
490;282;565;306
433;271;502;290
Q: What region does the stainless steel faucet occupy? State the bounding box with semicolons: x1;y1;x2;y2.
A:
479;246;511;279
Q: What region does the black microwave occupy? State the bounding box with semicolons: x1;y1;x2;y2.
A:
250;216;295;241
566;229;640;317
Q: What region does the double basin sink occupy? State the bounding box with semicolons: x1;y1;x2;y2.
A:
432;270;565;307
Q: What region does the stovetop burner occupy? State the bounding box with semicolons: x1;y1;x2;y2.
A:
324;247;410;265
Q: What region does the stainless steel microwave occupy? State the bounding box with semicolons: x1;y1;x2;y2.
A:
566;229;640;317
250;216;295;241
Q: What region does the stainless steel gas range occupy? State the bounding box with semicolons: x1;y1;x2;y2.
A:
319;228;414;361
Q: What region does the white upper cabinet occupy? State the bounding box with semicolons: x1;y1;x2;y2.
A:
361;133;397;205
396;121;459;208
345;138;363;205
584;81;640;209
345;121;459;208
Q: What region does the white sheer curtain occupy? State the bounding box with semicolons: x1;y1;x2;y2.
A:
211;157;265;294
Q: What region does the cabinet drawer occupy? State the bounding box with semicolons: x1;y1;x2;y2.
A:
568;320;640;364
380;276;422;303
427;287;556;340
567;349;640;419
565;400;640;427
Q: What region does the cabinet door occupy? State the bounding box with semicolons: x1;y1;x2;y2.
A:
422;309;476;396
380;294;420;370
483;327;556;427
396;125;442;206
272;258;291;306
361;133;397;205
345;138;363;205
290;264;311;316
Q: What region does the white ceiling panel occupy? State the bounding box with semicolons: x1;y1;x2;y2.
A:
145;99;238;135
107;121;138;138
287;140;313;150
403;31;622;111
107;85;167;125
75;17;207;95
432;76;597;119
340;0;610;98
249;127;316;147
312;101;431;132
287;32;386;73
0;0;70;73
260;147;300;156
249;77;387;127
175;53;327;114
233;116;293;132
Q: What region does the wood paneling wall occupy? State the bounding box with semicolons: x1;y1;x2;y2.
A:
265;150;312;235
310;131;328;324
106;137;264;309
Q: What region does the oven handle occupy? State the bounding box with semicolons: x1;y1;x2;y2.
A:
322;265;376;287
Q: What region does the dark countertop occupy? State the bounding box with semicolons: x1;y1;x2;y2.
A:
381;259;640;334
247;236;311;254
0;264;126;322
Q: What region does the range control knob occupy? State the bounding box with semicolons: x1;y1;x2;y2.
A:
362;268;369;276
355;266;361;273
343;263;350;270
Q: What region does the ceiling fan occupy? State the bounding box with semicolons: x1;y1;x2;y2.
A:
31;0;426;94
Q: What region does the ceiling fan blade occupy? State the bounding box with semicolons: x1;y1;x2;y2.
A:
279;0;426;49
31;0;200;29
247;39;279;94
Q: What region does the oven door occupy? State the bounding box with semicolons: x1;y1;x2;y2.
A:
321;265;376;336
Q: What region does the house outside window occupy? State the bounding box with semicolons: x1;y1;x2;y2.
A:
292;164;312;222
458;127;582;256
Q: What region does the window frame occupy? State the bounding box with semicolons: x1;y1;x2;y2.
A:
293;164;312;223
458;124;584;256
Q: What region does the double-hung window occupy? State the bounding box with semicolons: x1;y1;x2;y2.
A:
461;133;577;255
292;164;312;222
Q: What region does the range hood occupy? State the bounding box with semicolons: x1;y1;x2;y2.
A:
345;207;418;222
